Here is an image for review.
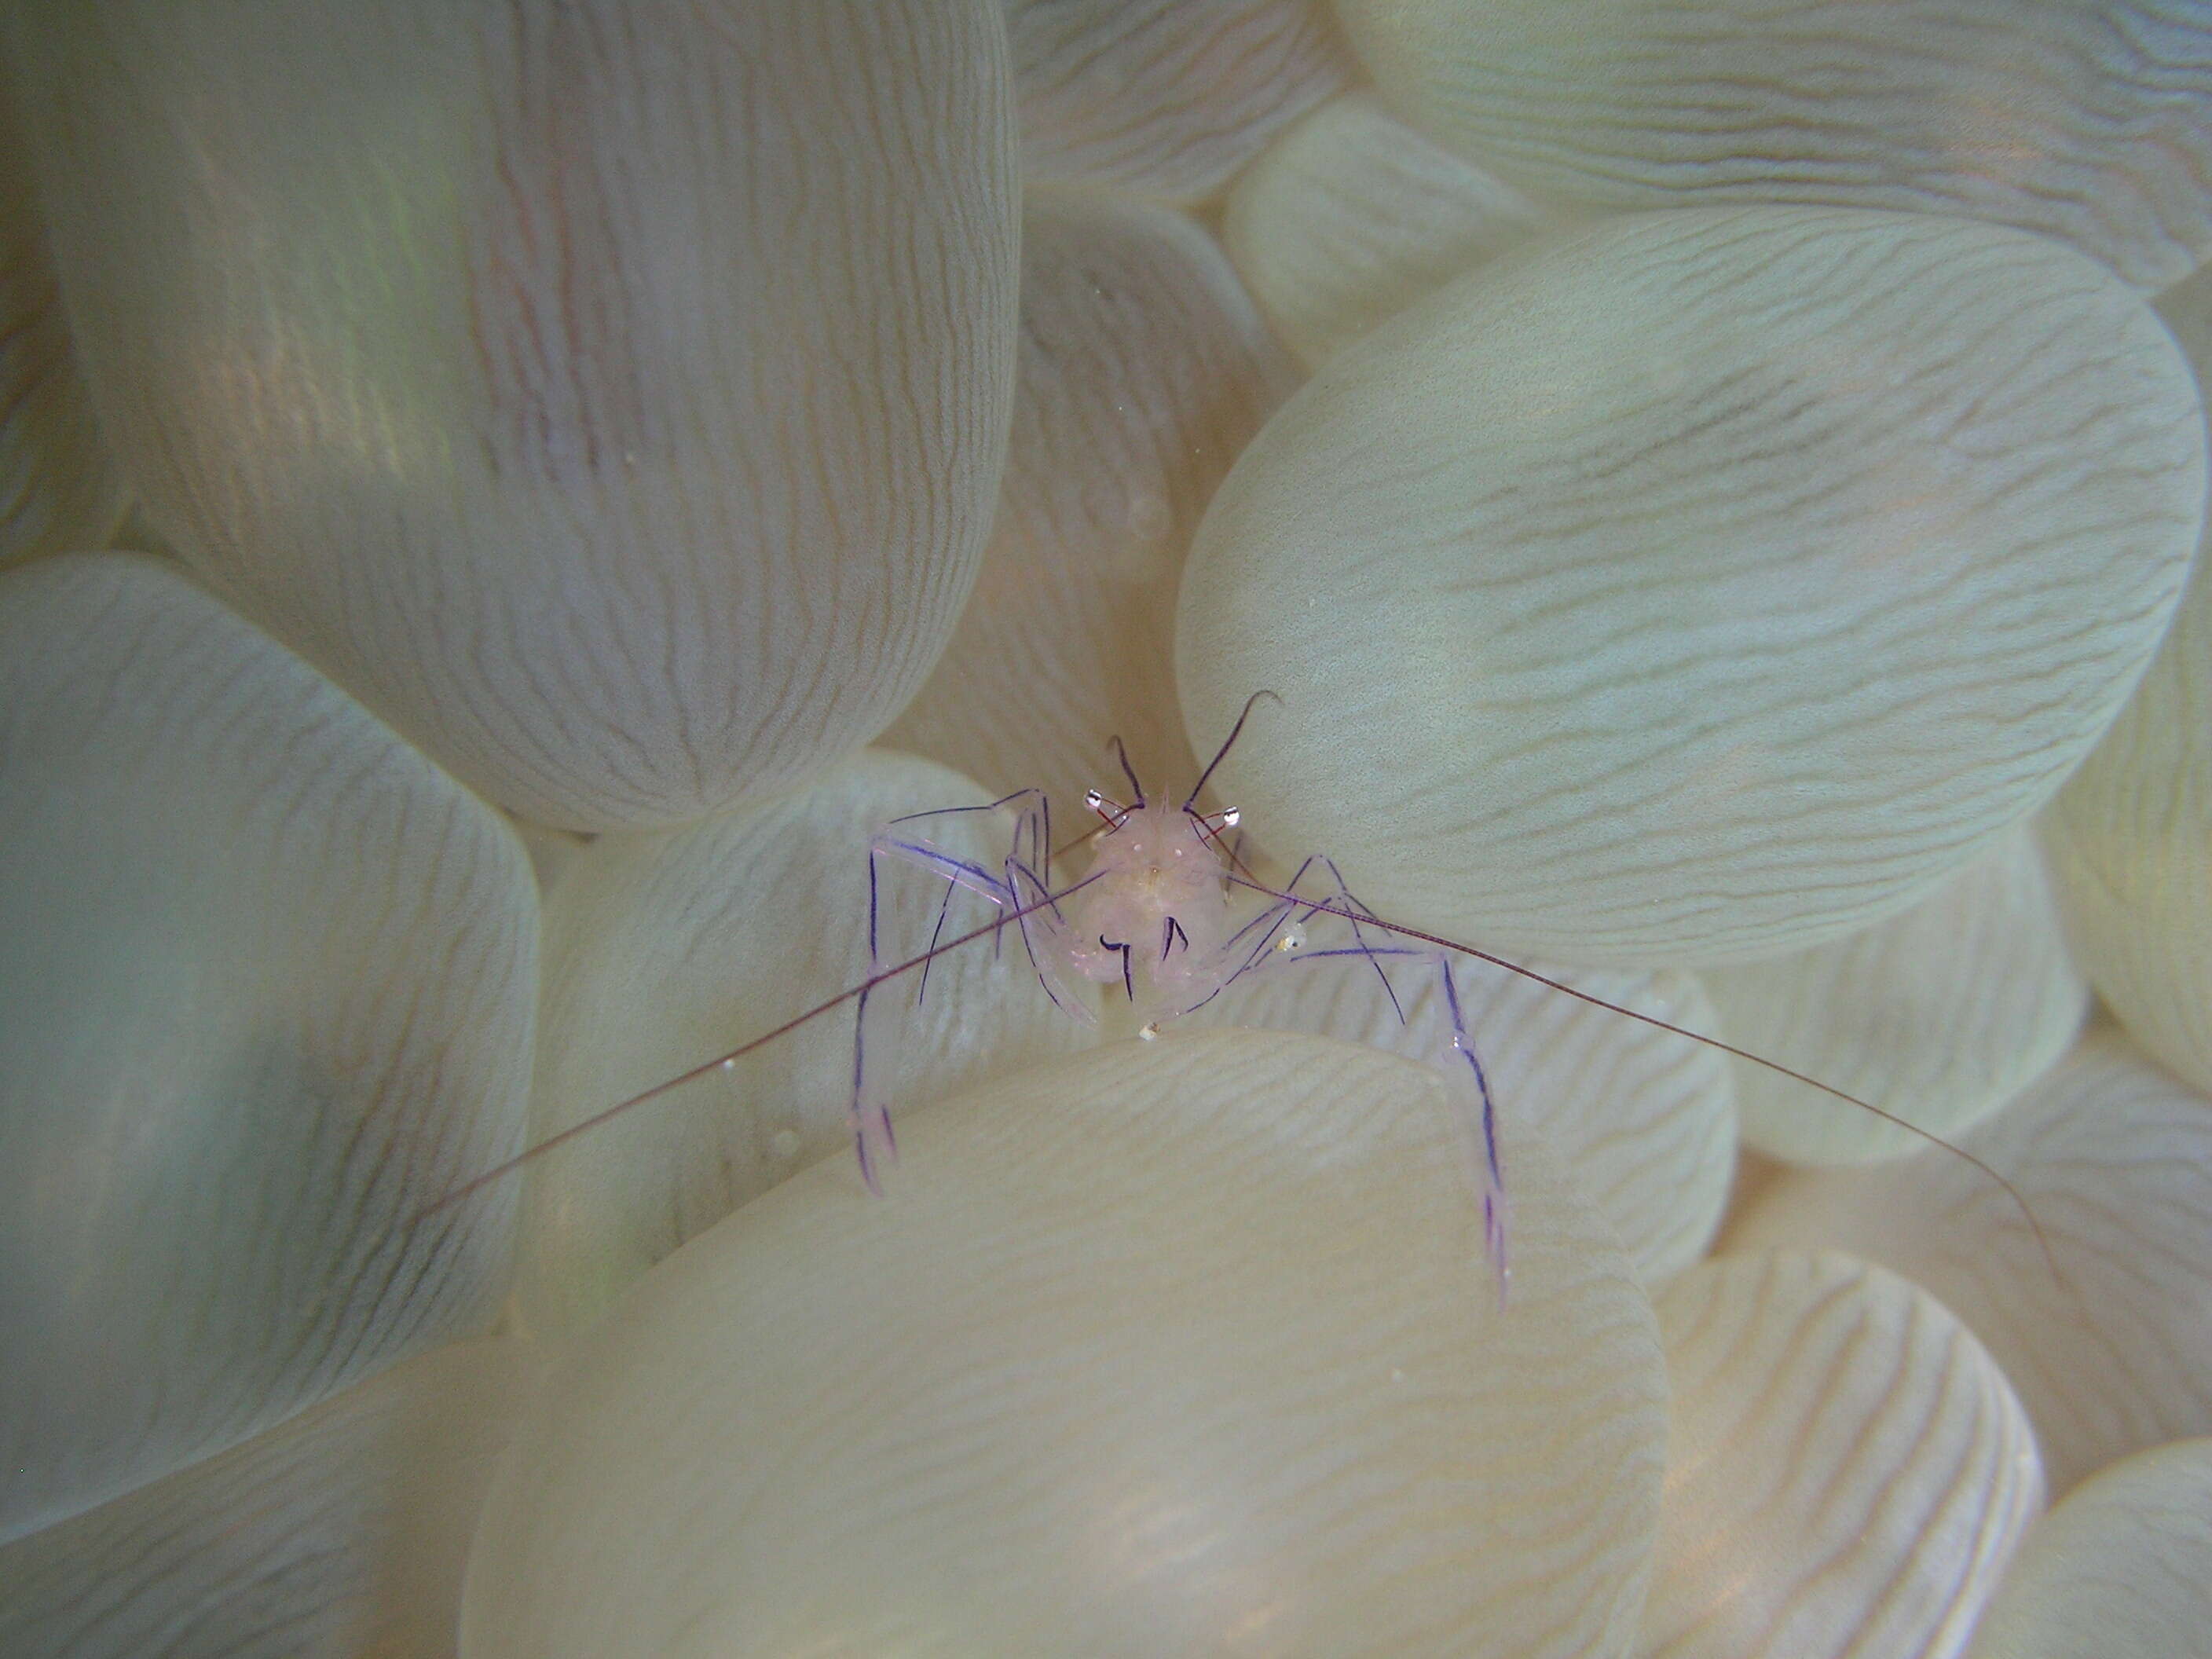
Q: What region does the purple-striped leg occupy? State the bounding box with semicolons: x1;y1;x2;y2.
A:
1438;957;1511;1302
856;793;1042;1190
1245;859;1513;1300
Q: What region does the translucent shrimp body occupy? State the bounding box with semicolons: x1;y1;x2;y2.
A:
1060;796;1240;1028
855;697;1515;1295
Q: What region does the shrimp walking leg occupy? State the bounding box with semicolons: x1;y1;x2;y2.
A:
1249;857;1513;1298
1196;855;1393;1014
859;799;1027;1189
856;741;1510;1296
859;791;1093;1188
1438;956;1511;1298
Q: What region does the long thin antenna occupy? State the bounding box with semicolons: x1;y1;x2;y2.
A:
1185;690;1282;811
1107;734;1145;807
416;873;1101;1221
1225;872;2065;1287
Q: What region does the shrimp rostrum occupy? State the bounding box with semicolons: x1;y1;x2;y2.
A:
855;692;1516;1291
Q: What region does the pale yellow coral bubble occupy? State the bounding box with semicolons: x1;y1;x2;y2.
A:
885;189;1295;816
0;1338;538;1659
1730;1033;2212;1493
1643;1251;2041;1659
463;1032;1666;1659
1222;91;1558;367
1707;823;2088;1165
9;0;1020;828
1334;0;2212;290
1963;1436;2212;1659
1178;206;2206;965
0;77;123;566
1009;0;1352;203
2042;276;2212;1101
0;554;537;1542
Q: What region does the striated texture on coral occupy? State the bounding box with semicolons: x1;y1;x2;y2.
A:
1335;0;2212;290
886;188;1295;814
0;1339;537;1659
464;1033;1666;1659
1733;1034;2212;1494
1008;0;1351;203
1222;91;1558;366
1707;823;2087;1164
1179;207;2206;965
1644;1251;2041;1658
9;0;1020;829
0;553;536;1542
2;5;2208;1653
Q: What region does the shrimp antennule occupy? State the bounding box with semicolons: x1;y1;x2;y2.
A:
1184;688;1280;811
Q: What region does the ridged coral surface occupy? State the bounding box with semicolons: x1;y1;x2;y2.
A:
1;4;2207;1655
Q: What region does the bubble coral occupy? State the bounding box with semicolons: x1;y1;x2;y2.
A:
2;2;2210;1655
